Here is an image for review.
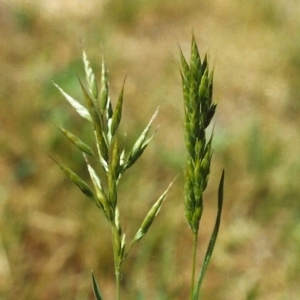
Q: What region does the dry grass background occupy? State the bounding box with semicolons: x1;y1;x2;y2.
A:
1;0;300;299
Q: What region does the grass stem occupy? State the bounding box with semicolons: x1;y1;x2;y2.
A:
111;225;121;300
190;233;198;300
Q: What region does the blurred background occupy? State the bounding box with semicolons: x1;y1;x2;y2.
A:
1;0;300;299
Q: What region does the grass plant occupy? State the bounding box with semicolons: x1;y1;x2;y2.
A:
180;36;224;300
50;36;224;299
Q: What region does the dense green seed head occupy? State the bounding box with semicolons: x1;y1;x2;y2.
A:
184;160;196;226
191;206;202;234
181;72;191;108
189;76;198;114
181;36;217;234
198;69;209;106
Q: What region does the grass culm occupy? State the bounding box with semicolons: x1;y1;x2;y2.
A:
50;35;224;300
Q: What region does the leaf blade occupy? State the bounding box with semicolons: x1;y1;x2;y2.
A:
193;170;225;300
91;272;103;300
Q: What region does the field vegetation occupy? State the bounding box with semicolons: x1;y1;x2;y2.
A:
1;1;300;299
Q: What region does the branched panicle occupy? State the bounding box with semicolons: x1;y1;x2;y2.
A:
52;51;174;300
53;51;169;231
181;36;216;234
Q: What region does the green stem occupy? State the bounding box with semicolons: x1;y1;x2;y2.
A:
115;264;121;300
190;233;198;300
112;226;121;300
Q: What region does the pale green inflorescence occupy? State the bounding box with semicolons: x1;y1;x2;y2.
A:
180;36;217;235
51;50;173;299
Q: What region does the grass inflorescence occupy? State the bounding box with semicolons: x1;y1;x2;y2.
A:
180;36;225;299
51;51;173;300
51;36;224;300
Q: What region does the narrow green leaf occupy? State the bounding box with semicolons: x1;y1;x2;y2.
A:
53;82;92;122
50;155;94;200
50;119;95;157
91;272;103;300
193;170;225;300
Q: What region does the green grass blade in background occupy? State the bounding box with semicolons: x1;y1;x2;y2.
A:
92;272;103;300
193;170;225;300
